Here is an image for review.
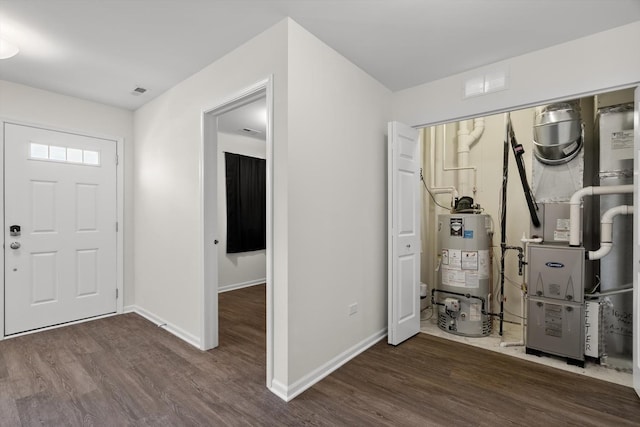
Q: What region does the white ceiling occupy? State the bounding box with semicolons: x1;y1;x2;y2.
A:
218;97;267;140
0;0;639;111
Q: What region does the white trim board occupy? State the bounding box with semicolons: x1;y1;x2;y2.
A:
219;279;266;293
125;305;201;349
271;328;388;402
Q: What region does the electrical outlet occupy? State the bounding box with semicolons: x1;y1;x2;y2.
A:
349;303;358;316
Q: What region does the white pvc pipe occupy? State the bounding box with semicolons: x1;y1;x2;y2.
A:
569;185;634;246
588;205;633;260
428;126;458;203
430;127;436;188
586;286;633;298
502;236;531;348
429;187;458;195
500;288;525;348
454;118;484;197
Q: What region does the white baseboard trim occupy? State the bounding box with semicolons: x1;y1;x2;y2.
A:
125;305;201;349
269;379;289;401
218;278;266;293
272;328;388;402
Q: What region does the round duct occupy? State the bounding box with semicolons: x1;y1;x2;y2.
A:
533;103;583;165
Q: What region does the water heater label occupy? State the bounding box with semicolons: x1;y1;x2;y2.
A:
478;250;490;278
441;249;449;265
463;230;474;239
461;251;478;270
448;249;462;269
465;273;480;288
450;218;463;236
442;268;466;287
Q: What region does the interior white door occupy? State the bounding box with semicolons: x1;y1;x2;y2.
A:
388;121;421;345
633;86;639;397
4;123;117;335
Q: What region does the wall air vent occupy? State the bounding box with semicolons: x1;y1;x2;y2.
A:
463;69;508;99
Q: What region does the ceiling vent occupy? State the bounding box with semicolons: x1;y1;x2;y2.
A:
241;127;262;135
131;87;148;96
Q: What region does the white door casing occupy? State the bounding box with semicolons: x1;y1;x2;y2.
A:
634;86;639;397
388;121;421;345
4;123;118;335
201;77;275;391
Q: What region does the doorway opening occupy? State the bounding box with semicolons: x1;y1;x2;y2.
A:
201;77;274;389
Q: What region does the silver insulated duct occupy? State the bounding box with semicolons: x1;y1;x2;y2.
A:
533;103;583;165
596;102;634;370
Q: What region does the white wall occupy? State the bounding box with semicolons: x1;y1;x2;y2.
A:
286;21;392;389
392;21;640;126
133;19;289;382
0;80;135;306
217;131;266;291
134;18;392;398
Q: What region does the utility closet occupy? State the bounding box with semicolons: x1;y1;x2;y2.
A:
420;88;635;373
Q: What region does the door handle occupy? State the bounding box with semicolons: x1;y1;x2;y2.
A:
10;242;21;250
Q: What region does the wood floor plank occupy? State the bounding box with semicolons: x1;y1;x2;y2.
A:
1;283;640;426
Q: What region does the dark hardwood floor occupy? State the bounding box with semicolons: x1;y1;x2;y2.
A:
1;284;639;426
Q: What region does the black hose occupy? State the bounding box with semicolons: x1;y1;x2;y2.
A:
509;124;540;227
499;118;509;336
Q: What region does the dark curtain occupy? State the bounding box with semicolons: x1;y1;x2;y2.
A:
225;152;266;253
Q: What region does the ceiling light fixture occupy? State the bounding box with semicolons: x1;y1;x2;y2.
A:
0;38;19;59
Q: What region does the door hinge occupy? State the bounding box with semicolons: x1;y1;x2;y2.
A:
116;222;119;232
116;288;119;299
115;154;119;165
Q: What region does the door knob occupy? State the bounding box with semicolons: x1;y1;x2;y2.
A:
10;242;21;250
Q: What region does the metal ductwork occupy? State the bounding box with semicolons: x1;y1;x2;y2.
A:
533;103;583;165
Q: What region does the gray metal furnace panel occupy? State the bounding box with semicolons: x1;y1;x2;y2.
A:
530;203;581;244
528;245;585;303
527;297;584;360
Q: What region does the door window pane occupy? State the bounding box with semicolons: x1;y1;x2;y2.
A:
83;150;100;165
49;146;66;161
67;148;83;163
30;143;49;159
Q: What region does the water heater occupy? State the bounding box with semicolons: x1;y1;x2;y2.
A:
436;213;492;337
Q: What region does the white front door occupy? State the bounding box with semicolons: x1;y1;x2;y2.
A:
4;123;118;335
388;121;421;345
